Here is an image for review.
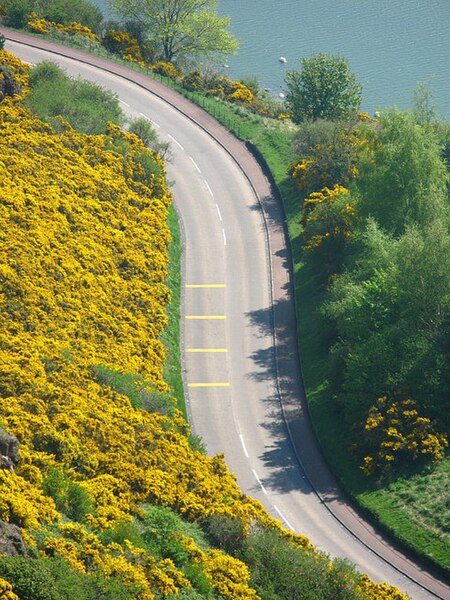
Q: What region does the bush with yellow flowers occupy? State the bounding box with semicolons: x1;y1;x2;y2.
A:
360;396;448;476
28;12;98;45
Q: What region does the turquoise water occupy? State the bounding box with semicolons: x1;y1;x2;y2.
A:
92;0;450;119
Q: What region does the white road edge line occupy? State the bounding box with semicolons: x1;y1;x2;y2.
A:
139;112;160;128
216;204;223;222
168;133;184;150
239;434;249;458
252;469;267;495
189;156;201;173
273;505;294;531
120;99;130;107
204;180;214;197
222;228;227;246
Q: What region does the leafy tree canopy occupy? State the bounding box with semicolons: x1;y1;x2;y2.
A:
286;53;362;123
109;0;239;63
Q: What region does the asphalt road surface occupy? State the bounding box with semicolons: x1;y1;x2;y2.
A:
4;31;449;600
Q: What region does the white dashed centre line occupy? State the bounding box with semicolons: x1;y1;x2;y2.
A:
189;156;201;173
168;133;184;150
216;204;223;222
239;434;249;458
222;228;227;246
139;112;160;128
204;180;214;197
273;505;294;531
252;469;267;495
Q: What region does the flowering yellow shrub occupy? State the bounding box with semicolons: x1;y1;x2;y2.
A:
0;49;30;98
361;397;448;475
357;575;409;599
151;61;181;80
0;578;19;600
302;184;356;252
227;81;255;105
102;30;143;63
28;13;98;42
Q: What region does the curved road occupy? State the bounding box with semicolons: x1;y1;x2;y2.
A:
4;31;449;600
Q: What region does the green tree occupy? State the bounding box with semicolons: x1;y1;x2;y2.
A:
356;109;448;235
323;219;450;424
2;0;32;27
286;53;362;124
109;0;238;63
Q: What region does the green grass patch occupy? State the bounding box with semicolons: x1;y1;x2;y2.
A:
162;204;185;414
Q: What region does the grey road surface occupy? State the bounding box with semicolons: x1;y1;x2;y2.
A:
4;33;449;600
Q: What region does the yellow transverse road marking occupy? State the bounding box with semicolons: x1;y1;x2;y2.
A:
188;382;230;388
186;348;228;353
186;284;226;288
186;315;226;319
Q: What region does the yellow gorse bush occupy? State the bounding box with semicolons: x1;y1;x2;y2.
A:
28;13;98;41
0;578;19;600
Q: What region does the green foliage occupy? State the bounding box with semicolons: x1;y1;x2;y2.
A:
356;109;448;235
128;116;170;158
92;365;175;415
0;33;6;50
204;514;245;555
37;0;103;31
2;0;32;27
286;53;362;123
241;527;363;600
141;505;204;565
323;219;450;424
43;469;95;522
0;556;134;600
25;61;124;134
109;0;239;63
292;118;360;192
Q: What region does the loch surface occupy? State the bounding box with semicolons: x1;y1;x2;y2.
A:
93;0;450;119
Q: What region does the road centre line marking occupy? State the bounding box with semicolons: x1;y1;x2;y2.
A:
252;469;268;495
189;156;201;173
139;112;160;128
216;204;223;221
239;434;249;458
204;180;214;197
186;284;226;288
188;382;230;388
168;133;184;150
120;99;130;107
222;228;227;246
273;505;294;531
186;348;228;352
186;315;226;319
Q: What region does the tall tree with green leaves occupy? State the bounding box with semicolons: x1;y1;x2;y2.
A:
286;53;362;123
109;0;238;63
356;109;448;236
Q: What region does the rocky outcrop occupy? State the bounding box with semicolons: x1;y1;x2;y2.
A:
0;521;27;556
0;427;20;471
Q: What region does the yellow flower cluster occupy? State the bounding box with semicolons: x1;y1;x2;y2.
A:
102;29;144;64
28;13;98;42
302;185;355;250
0;49;30;98
361;397;448;475
0;578;19;600
357;575;409;600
